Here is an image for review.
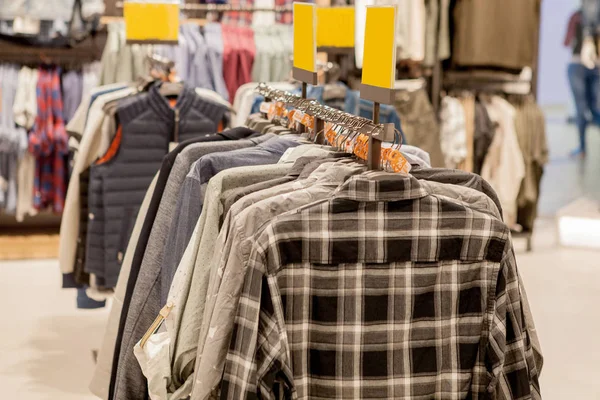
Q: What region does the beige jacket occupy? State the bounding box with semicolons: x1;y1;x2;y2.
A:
15;152;37;222
58;87;136;274
481;96;525;229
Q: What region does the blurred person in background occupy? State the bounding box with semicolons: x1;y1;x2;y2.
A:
565;1;600;157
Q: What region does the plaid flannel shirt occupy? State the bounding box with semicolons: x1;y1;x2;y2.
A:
220;172;540;400
29;67;69;213
221;0;254;27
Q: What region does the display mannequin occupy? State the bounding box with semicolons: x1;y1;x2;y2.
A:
565;2;600;157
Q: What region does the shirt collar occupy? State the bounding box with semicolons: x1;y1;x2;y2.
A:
149;82;194;120
256;135;301;155
334;171;428;202
287;156;320;177
219;127;258;140
310;161;365;184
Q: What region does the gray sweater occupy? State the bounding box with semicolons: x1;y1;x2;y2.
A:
113;139;260;400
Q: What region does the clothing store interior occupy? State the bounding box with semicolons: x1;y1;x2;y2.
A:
0;0;598;399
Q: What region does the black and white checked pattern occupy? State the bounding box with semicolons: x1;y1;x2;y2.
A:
220;172;539;400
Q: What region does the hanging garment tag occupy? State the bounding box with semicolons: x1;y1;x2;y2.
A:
140;302;174;349
287;110;297;128
353;134;370;160
293;110;304;123
274;102;285;118
260;102;272;114
388;150;411;174
169;142;178;152
325;122;337;144
301;113;314;129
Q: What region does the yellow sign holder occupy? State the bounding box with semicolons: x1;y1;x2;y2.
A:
293;2;318;85
359;5;397;169
360;5;397;104
316;7;355;48
124;1;180;44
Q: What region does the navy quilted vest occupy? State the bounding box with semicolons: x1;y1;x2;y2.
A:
85;85;226;288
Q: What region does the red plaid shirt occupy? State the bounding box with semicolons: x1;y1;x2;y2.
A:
221;0;254;27
29;67;69;213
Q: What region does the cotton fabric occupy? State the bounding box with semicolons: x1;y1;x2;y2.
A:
439;96;467;169
137;164;292;399
481;96;526;229
112;139;261;400
90;173;158;400
220;171;540;399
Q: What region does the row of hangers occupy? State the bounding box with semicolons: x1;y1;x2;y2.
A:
256;83;410;173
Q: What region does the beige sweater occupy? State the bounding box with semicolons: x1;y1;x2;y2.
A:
480;96;525;228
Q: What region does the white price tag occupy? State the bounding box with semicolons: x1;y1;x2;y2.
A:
260;102;272;113
293;111;304;123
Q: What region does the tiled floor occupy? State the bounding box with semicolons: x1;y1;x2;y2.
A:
0;117;599;399
538;112;600;216
0;258;108;400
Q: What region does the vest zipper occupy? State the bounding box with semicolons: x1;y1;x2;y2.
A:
174;108;180;143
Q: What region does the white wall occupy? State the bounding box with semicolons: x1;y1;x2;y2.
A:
537;0;580;107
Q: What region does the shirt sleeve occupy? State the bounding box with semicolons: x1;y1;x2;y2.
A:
564;12;580;47
220;242;292;400
192;223;243;400
161;174;203;288
486;247;540;400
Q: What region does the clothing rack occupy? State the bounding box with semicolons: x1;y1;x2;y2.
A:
443;73;533;96
0;34;105;67
256;83;396;170
115;1;293;13
441;71;538;252
106;2;294;29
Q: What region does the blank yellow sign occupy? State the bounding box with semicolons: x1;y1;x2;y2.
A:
317;7;354;48
124;1;179;43
293;2;317;73
361;6;396;89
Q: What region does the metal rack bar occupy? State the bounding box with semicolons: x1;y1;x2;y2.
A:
116;1;292;12
368;102;381;170
256;83;395;169
257;83;394;140
0;35;106;66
